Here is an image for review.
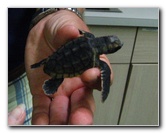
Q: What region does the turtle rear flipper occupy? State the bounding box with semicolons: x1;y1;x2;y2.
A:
43;78;64;95
100;60;111;102
31;58;47;68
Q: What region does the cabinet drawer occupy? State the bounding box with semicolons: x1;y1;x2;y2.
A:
119;64;158;125
132;28;158;63
88;26;136;63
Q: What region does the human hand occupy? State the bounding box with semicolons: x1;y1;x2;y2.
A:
25;9;113;125
8;104;26;125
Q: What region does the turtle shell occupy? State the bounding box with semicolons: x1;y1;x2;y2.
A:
31;30;123;102
43;37;96;78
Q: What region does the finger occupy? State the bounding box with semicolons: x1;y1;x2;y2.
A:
100;54;114;84
49;95;69;125
45;25;81;51
49;77;85;125
32;95;51;125
53;25;80;49
43;10;89;50
8;104;26;125
80;68;101;91
80;54;114;91
50;77;93;125
69;87;95;125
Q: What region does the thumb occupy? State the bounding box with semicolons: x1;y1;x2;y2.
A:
47;25;81;51
8;104;26;125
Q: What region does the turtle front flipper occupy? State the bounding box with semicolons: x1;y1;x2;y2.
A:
43;78;64;95
99;60;111;102
78;29;95;39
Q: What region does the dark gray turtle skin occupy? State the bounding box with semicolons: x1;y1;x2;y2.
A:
31;30;123;102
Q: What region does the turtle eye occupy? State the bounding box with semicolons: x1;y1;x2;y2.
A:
109;35;118;43
109;36;122;46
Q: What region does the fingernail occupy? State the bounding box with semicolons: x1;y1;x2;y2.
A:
8;104;26;121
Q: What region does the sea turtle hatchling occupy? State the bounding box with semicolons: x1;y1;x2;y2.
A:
31;30;123;102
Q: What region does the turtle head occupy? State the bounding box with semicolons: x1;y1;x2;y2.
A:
105;35;123;53
94;35;123;54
